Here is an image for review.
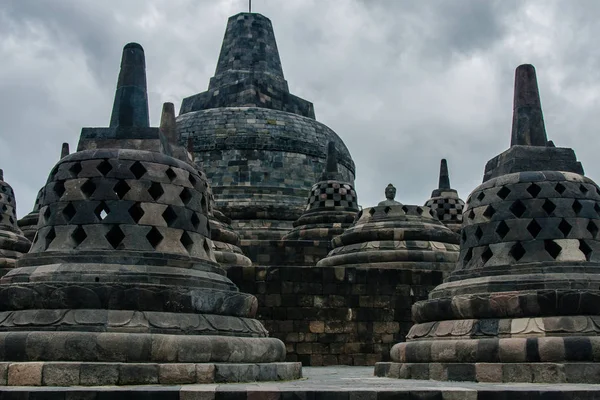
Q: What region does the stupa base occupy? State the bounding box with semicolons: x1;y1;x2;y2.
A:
375;361;600;383
0;361;302;386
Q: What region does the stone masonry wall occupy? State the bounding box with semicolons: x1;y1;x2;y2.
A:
226;265;446;366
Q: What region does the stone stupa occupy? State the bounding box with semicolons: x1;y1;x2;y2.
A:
0;42;299;387
0;169;30;277
177;12;355;257
376;64;600;383
18;143;71;243
424;159;465;234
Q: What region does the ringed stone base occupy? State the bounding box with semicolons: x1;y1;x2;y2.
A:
0;361;301;386
374;361;600;383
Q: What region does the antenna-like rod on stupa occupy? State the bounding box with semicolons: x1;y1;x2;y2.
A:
160;102;178;145
249;0;252;12
438;159;450;189
109;43;150;129
510;64;548;147
0;169;4;181
60;143;70;159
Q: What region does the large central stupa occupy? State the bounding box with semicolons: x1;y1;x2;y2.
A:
177;13;355;250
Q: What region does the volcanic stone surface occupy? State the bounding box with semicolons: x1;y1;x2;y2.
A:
0;42;299;386
424;159;465;234
377;64;600;383
0;170;30;276
177;13;355;252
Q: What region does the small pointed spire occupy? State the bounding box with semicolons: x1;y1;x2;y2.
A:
160;102;178;144
510;64;548;147
187;137;195;162
109;42;150;129
60;143;70;159
438;159;450;189
325;142;338;174
0;169;4;181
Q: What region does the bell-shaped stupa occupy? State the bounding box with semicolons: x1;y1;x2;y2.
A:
177;12;355;257
282;142;358;260
0;43;299;387
376;64;600;383
0;169;31;276
424;159;465;233
18;143;71;243
317;184;459;270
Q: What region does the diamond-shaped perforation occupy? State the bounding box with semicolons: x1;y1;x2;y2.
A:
558;219;572;237
510;242;526;261
81;179;96;198
467;209;475;220
113;180;130;200
130;161;147;179
384;206;391;214
43;207;51;221
580;184;589;195
543;199;556;216
148;182;164;201
476;192;485;202
509;200;527;218
401;206;409;213
1;205;7;213
94;201;110;221
69;162;82;178
97;159;113;177
62;203;77;221
180;231;194;253
191;213;200;230
71;225;87;246
45;227;56;249
497;186;511;200
368;208;376;216
527;183;542;198
481;246;493;263
595;203;600;216
165;167;177;182
54;181;66;198
545;239;562;259
580;239;593;261
475;226;483;241
188;173;197;187
483;205;495;219
162;206;178;227
416;207;423;215
146;227;163;249
203;238;211;254
572;200;583;215
555;183;566;194
496;221;509;239
463;248;473;263
179;187;192;206
527;219;542;238
105;225;125;249
588;221;599;238
128;202;145;223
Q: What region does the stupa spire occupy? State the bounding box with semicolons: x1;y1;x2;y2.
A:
510;64;548;147
160;102;178;145
438;159;450;189
60;143;70;159
109;42;149;129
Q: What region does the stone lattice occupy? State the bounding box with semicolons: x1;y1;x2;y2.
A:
424;159;465;234
376;64;600;383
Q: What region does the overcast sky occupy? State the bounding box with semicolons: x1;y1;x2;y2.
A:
1;0;599;218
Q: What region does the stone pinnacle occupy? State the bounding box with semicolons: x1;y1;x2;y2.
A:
510;64;548;147
325;142;338;173
109;42;150;128
0;169;3;181
160;102;177;144
60;143;70;159
438;159;450;189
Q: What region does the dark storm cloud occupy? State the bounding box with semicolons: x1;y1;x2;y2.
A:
0;0;599;218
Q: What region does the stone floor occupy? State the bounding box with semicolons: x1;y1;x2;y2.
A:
2;366;600;399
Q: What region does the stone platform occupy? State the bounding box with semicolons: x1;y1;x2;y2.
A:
1;366;600;399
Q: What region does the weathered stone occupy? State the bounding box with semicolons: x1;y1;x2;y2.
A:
7;362;43;386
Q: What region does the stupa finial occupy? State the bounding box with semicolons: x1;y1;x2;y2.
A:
0;169;3;181
510;64;548;147
60;143;70;159
109;42;149;129
160;102;178;145
438;159;450;189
